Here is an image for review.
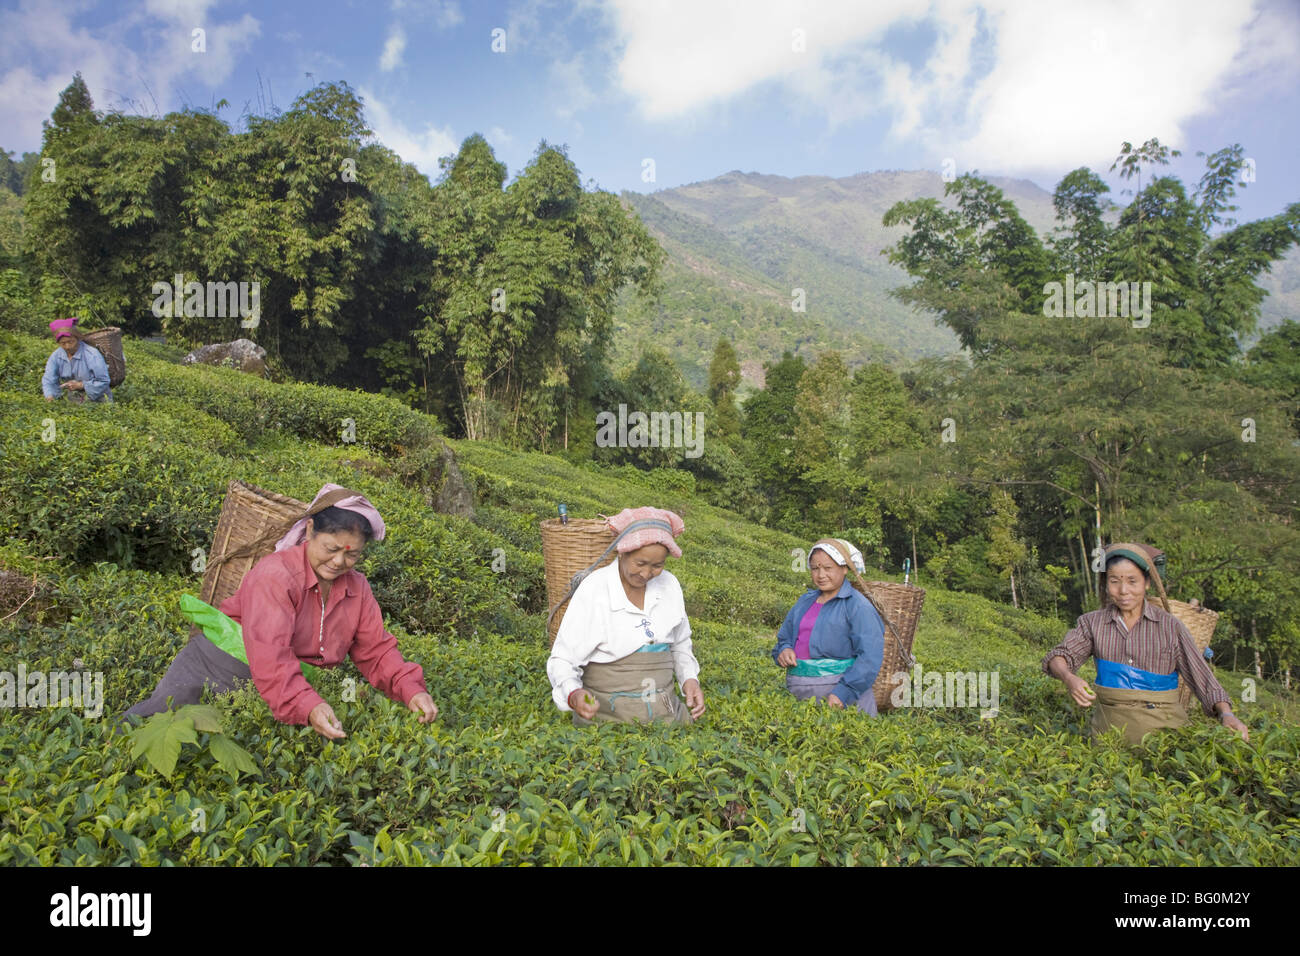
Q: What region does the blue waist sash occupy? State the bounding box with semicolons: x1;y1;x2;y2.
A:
789;657;853;678
1095;657;1177;692
635;643;670;653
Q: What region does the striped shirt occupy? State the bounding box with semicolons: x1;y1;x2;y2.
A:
1042;600;1230;716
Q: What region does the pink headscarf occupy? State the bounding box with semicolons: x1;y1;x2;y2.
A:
274;483;387;551
607;507;684;558
50;317;79;340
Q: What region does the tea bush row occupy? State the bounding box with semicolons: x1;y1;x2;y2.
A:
0;390;534;640
3;589;1296;866
1;330;438;458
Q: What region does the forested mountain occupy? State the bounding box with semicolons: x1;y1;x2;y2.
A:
613;169;1300;390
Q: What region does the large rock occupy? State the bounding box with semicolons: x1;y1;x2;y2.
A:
381;438;476;520
432;440;475;519
183;339;268;377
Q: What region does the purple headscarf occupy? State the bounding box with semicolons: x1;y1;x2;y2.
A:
50;317;79;340
274;483;386;551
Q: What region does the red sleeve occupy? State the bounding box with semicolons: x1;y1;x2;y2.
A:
240;563;325;726
347;577;427;707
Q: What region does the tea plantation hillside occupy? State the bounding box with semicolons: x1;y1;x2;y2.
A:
1;330;1297;866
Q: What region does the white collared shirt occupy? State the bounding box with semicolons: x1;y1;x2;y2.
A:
547;560;699;711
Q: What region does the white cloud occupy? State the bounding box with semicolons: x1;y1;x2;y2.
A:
0;0;260;151
0;3;124;145
432;1;464;30
380;27;407;71
945;0;1262;172
142;0;217;22
391;0;464;29
550;54;596;119
381;1;461;73
605;0;916;120
360;86;458;175
504;0;549;53
139;0;260;87
598;0;1291;173
487;125;513;147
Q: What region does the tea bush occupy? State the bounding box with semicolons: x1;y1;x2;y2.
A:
0;331;437;457
1;331;1297;866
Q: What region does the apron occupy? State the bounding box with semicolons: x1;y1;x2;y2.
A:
1090;658;1186;745
573;645;692;726
786;657;877;716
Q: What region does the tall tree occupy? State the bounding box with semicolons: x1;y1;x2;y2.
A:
707;337;742;443
425;137;661;444
986;488;1028;608
882;173;1053;354
742;351;809;528
1049;167;1112;276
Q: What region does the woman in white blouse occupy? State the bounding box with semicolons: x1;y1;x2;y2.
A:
547;508;705;725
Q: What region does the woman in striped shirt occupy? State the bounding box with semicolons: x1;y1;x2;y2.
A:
1043;543;1248;744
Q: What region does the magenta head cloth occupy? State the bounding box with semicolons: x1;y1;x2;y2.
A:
274;483;387;551
50;317;79;339
607;506;684;558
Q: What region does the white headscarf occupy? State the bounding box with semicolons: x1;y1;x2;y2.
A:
810;538;865;574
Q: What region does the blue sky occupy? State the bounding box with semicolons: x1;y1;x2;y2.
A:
1;0;1297;225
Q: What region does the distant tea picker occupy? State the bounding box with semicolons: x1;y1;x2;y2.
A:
122;483;438;739
41;318;112;403
544;507;705;725
1043;542;1247;744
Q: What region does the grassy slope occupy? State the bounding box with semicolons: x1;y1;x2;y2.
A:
0;332;1296;865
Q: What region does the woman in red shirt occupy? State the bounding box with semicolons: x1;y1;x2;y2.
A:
123;486;438;739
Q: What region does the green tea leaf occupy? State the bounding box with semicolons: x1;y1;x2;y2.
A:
209;734;259;779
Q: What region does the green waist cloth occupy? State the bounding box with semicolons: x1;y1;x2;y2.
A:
179;594;325;684
1090;683;1187;746
789;656;853;678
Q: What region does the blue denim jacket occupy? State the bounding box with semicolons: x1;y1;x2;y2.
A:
772;578;885;705
42;343;112;401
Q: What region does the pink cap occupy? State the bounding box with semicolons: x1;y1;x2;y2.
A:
607;507;684;558
50;317;79;339
274;483;387;551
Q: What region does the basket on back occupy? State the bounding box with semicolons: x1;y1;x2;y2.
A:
200;480;307;610
82;327;126;388
851;579;925;712
540;518;617;643
1166;598;1219;710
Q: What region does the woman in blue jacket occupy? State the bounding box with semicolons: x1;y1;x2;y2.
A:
772;538;885;715
42;318;112;403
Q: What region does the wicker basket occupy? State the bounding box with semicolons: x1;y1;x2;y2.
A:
82;327;126;388
540;517;617;643
1167;598;1219;710
200;480;307;610
851;579;926;712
